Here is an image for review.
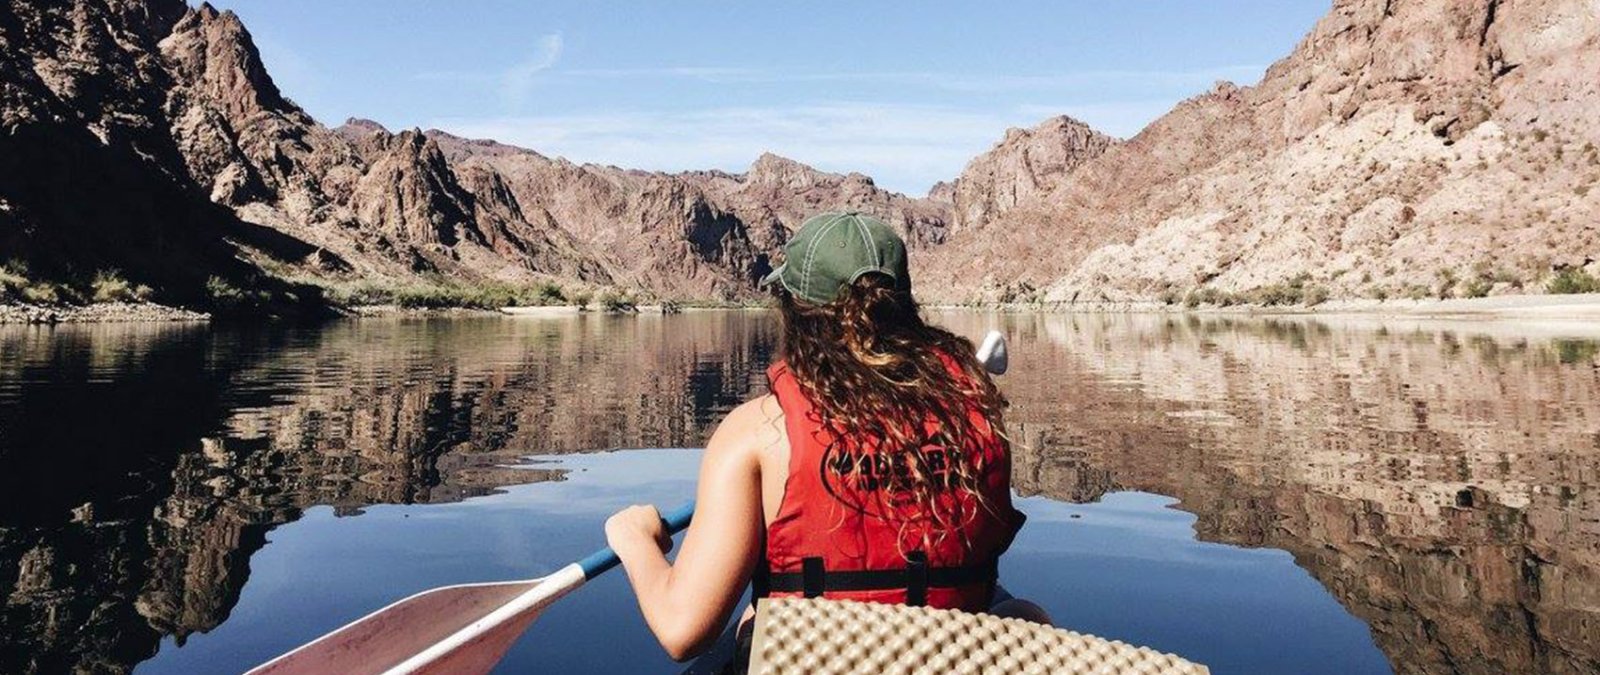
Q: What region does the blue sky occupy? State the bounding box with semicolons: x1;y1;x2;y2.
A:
207;1;1329;195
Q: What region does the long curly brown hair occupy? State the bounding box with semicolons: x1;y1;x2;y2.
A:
775;273;1009;553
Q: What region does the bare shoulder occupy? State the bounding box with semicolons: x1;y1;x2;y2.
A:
705;395;786;461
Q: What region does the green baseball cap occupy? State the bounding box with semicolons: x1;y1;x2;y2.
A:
759;211;910;305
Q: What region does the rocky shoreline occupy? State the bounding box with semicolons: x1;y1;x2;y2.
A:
9;293;1600;325
941;292;1600;318
0;302;211;324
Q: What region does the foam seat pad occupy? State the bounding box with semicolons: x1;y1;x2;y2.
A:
748;597;1209;675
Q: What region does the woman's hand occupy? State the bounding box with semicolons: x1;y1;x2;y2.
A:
605;396;772;661
606;504;673;556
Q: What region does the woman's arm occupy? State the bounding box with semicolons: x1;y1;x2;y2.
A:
604;396;775;661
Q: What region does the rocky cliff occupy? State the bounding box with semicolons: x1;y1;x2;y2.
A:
3;0;1597;308
428;133;951;298
0;0;282;307
0;0;952;307
918;0;1600;304
943;116;1115;236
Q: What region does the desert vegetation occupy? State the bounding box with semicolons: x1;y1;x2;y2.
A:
1176;274;1330;309
311;279;573;310
596;290;638;313
1547;267;1600;295
1;261;155;305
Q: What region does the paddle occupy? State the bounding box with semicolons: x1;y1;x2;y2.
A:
249;329;1009;675
247;502;696;675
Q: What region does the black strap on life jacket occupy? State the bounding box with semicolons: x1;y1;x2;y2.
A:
753;551;997;607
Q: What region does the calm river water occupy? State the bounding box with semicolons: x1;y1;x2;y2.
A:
0;311;1595;674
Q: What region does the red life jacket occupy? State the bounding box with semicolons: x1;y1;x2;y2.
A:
755;358;1025;612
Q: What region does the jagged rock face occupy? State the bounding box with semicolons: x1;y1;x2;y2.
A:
152;6;612;285
919;0;1600;304
1;0;949;303
0;1;741;301
431;134;951;298
0;0;275;305
7;0;1598;306
349;130;474;246
946;116;1114;234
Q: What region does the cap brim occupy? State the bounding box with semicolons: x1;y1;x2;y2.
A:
758;264;786;288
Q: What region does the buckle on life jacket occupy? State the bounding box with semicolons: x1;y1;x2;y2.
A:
758;552;997;608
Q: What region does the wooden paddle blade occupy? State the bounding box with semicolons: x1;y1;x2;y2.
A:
248;580;536;675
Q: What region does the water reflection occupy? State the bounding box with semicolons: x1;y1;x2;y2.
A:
0;312;1596;674
944;313;1600;675
0;316;774;674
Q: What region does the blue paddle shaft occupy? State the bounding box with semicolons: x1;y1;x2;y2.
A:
578;500;697;580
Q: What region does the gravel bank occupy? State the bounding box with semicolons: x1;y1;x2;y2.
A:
0;302;210;324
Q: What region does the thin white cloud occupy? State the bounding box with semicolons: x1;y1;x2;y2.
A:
417;63;1257;193
415;33;565;109
426;94;1215;194
502;33;564;108
561;66;759;81
429;103;1021;195
541;64;1268;93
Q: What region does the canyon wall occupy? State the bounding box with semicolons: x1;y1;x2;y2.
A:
5;0;1595;307
918;0;1600;304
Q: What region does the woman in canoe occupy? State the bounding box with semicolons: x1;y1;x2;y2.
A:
605;212;1045;663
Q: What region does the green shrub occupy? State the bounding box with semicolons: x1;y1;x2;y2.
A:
1246;274;1313;306
320;279;579;310
533;282;565;305
20;282;65;305
1460;277;1493;298
1183;287;1237;308
1434;268;1458;299
393;285;455;309
570;291;592;310
1547;268;1600;295
1304;285;1330;306
325;281;398;306
1367;286;1390;301
0;261;27;300
90;270;152;303
205;275;251;309
597;290;636;313
465;285;519;309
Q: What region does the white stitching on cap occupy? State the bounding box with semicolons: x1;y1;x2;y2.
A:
800;213;845;300
850;215;879;269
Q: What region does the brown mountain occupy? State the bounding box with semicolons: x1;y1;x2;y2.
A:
427;132;950;298
0;0;951;307
2;0;1596;309
917;0;1600;304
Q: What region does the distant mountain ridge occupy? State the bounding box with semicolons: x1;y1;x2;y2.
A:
0;0;950;308
2;0;1596;310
